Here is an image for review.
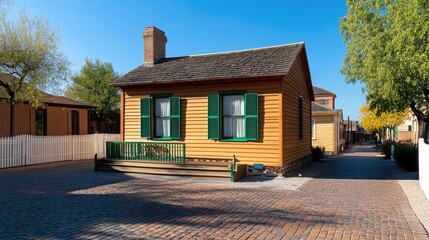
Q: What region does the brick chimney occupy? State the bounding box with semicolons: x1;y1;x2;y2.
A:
143;26;167;65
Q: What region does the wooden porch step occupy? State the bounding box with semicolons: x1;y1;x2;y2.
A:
95;160;233;180
99;160;230;171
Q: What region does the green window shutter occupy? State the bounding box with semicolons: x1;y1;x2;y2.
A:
140;98;151;138
208;94;220;140
408;125;412;132
245;93;258;141
170;96;181;139
299;96;303;140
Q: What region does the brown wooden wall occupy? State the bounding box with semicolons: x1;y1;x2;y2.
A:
123;79;283;166
282;51;312;165
0;103;88;137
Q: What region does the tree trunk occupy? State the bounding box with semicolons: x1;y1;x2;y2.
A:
410;99;429;144
96;118;102;133
0;80;16;137
94;111;104;133
9;101;14;137
389;127;392;142
417;115;429;144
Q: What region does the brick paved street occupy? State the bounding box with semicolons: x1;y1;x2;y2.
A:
0;143;428;239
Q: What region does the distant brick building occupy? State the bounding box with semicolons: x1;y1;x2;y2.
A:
0;74;92;137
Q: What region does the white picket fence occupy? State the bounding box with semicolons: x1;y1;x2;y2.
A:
0;134;119;169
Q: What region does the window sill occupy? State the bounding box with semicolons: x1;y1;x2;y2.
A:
152;137;173;141
220;138;248;142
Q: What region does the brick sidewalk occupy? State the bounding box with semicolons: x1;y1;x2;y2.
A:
0;144;427;239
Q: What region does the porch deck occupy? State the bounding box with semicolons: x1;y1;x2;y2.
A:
95;142;247;182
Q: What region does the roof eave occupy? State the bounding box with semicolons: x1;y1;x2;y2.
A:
43;102;94;109
312;111;337;115
111;74;287;88
0;98;93;109
289;44;314;101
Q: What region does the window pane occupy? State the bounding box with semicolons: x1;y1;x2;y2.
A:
155;98;170;117
155;117;170;137
155;98;170;137
223;95;244;138
72;111;79;135
223;95;244;116
223;116;244;138
35;109;45;136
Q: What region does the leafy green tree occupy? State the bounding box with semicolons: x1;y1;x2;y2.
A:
66;58;120;133
0;3;69;136
340;0;429;143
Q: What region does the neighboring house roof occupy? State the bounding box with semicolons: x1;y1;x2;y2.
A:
313;86;335;96
0;73;92;109
38;93;93;108
312;102;335;112
112;43;307;87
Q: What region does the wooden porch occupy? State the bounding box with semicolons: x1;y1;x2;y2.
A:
94;142;247;182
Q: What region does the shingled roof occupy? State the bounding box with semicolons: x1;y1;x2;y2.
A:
312;102;335;112
313;86;335;95
38;93;93;108
0;91;92;108
0;73;92;108
112;43;305;87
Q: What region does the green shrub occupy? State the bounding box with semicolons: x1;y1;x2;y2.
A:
394;143;418;171
311;146;326;162
381;142;392;159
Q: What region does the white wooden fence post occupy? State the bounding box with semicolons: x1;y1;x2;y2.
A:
22;135;26;166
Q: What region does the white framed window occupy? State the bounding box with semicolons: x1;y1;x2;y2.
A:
312;119;316;139
223;95;245;138
154;98;170;137
317;99;328;105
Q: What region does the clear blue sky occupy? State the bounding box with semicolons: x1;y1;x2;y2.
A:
11;0;365;120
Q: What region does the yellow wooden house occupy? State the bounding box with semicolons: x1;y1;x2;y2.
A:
311;86;345;155
99;26;315;180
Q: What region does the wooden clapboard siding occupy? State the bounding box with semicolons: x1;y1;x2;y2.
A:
120;90;125;141
282;50;312;165
123;79;282;166
334;115;339;154
312;115;335;153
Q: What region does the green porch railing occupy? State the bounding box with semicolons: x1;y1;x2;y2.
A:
106;142;186;163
